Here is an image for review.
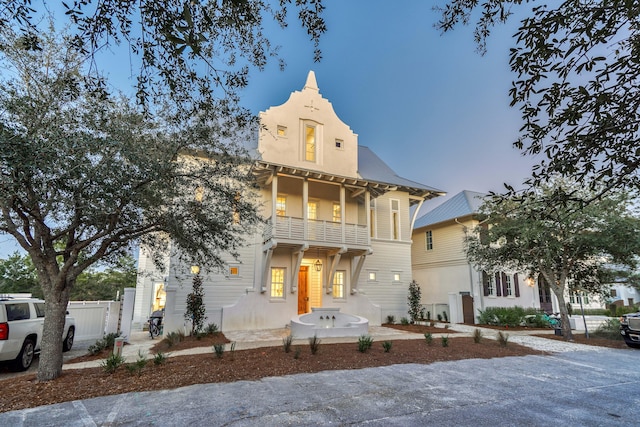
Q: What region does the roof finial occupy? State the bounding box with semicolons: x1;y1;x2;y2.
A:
304;70;319;91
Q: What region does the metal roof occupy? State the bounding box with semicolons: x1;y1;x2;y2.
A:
414;190;486;229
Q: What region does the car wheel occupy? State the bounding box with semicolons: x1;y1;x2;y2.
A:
13;338;35;371
63;326;75;352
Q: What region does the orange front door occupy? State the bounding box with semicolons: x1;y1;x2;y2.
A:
298;266;309;314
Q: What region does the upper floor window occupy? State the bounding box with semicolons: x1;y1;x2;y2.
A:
392;271;401;283
228;265;240;277
425;230;433;250
610;289;617;297
332;202;341;222
368;271;377;281
486;273;495;296
277;125;287;137
276;195;287;217
505;274;513;296
305;125;316;162
333;270;346;299
271;267;285;299
335;139;343;149
391;199;400;240
369;199;377;238
307;201;318;220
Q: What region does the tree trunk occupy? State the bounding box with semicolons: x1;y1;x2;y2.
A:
549;282;574;341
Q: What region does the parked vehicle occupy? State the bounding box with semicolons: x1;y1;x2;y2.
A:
0;297;76;371
619;311;640;349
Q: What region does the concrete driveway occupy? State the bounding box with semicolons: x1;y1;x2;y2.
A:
1;347;638;426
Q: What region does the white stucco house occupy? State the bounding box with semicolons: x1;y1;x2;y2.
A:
134;71;444;333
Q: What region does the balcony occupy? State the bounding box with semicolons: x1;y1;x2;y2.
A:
264;216;369;247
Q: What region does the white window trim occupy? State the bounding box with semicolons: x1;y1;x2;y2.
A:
505;274;514;297
333;270;347;300
367;270;378;282
276;194;287;217
335;138;344;150
270;267;286;301
487;275;496;297
390;198;401;241
425;230;433;251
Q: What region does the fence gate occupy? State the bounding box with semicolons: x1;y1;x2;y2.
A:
462;295;475;324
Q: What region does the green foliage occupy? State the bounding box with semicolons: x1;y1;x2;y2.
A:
442;311;448;323
357;335;374;353
153;352;168;365
294;348;301;360
591;318;623;341
382;341;393;353
437;0;640;194
407;280;422;323
87;333;121;355
100;353;126;374
473;329;482;343
204;323;219;335
308;335;321;355
213;343;225;358
478;307;527;327
0;252;42;298
437;314;442;322
400;317;409;325
385;315;396;325
125;351;148;375
163;330;185;348
282;335;293;353
441;335;449;347
497;332;509;347
185;274;207;335
424;333;433;345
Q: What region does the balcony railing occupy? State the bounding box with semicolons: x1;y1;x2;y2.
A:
264;216;369;246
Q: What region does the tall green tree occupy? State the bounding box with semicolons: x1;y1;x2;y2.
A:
70;256;137;301
465;184;640;341
0;27;261;381
0;251;42;298
438;0;640;197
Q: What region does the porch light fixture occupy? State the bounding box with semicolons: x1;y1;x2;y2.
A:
314;249;322;272
190;265;200;275
525;277;535;287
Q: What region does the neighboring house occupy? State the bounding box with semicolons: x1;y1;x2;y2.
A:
411;191;540;324
134;71;444;333
608;284;640;308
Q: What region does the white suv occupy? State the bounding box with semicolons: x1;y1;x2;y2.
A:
0;297;76;371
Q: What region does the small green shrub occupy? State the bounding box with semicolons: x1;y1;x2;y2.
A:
309;335;321;355
282;335;294;353
163;330;185;348
400;317;409;325
497;331;509;347
382;341;393;352
294;347;301;359
386;315;396;324
437;314;442;322
101;352;125;374
591;318;623;340
88;332;121;355
441;335;449;347
153;352;168;365
229;341;236;360
424;333;433;345
213;343;225;358
473;329;482;343
205;323;220;335
478;306;526;327
126;351;148;376
357;335;374;353
426;311;431;321
442;311;448;322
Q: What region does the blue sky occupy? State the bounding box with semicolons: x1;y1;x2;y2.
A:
0;1;538;258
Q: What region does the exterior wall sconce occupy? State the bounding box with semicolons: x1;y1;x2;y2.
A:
525;276;535;287
190;265;200;275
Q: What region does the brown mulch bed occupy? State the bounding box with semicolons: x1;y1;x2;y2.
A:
1;331;544;413
534;333;630;349
382;323;458;334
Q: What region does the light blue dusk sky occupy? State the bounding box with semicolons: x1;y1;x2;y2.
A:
0;1;538;258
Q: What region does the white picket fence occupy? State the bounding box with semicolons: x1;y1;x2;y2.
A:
67;301;121;342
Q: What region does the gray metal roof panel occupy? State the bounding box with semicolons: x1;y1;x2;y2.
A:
414;190;486;229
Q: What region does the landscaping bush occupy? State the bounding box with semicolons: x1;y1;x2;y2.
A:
101;353;125;374
473;329;482;343
407;280;422;323
88;332;121;355
357;335;374;353
424;333;433;345
478;306;527;327
309;335;321;355
382;341;393;352
282;335;293;353
497;331;509;347
591;318;624;340
385;315;396;324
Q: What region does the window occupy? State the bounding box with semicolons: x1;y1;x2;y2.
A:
391;199;400;240
34;303;45;318
369;199;377;238
332;202;341;222
610;289;617;297
335;139;343;149
505;274;513;296
305;125;316;162
487;274;495;296
276;195;287;217
392;272;401;283
229;266;240;277
333;270;346;299
277;125;287;137
270;268;285;299
307;201;318;220
368;271;377;282
6;303;30;321
425;230;433;250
